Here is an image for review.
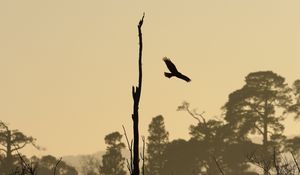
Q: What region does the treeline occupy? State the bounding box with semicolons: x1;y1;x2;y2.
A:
83;71;300;175
0;121;78;175
2;70;300;175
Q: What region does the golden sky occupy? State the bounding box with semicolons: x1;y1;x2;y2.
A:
1;0;300;156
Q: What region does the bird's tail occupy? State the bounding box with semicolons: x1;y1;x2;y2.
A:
164;72;173;78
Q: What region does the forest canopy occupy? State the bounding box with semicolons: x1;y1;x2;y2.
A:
2;71;300;175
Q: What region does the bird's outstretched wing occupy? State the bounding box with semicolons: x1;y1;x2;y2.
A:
163;57;178;73
178;73;191;82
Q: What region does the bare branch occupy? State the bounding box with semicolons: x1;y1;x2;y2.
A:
247;152;272;175
126;159;132;174
15;149;38;175
54;157;62;175
0;120;9;132
178;102;206;125
291;152;300;173
254;124;264;135
273;148;280;175
212;156;225;175
12;142;28;152
140;136;146;175
122;125;132;152
122;125;133;173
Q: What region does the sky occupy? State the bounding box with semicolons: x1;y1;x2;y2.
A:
0;0;300;157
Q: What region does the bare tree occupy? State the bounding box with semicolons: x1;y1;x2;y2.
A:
130;13;145;175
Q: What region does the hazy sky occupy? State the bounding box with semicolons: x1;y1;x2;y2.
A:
1;0;300;157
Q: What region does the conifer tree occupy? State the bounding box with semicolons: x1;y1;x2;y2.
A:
146;115;169;175
99;132;126;175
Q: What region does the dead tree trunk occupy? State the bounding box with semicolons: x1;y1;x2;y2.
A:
131;14;145;175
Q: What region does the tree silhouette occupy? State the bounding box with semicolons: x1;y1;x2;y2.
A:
11;153;38;175
80;155;100;175
146;115;169;175
36;155;77;175
223;71;293;175
287;79;300;119
178;102;223;174
178;102;257;175
10;154;75;175
99;132;126;175
161;139;204;175
0;121;40;175
129;14;144;175
18;155;76;175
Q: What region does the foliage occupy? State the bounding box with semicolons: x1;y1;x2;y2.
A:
288;79;300;119
160;139;201;175
36;155;78;175
80;155;100;175
224;71;292;151
178;101;256;174
0;121;39;175
146;115;169;175
99;132;126;175
8;154;77;175
223;71;300;174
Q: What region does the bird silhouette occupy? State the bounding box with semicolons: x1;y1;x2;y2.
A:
163;57;191;82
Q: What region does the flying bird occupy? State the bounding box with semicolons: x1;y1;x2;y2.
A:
163;57;191;82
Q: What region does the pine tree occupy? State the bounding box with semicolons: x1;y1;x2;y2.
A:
223;71;293;175
99;132;126;175
0;121;39;175
146;115;169;175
